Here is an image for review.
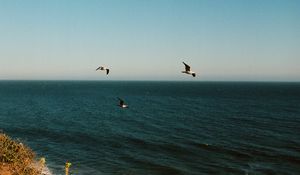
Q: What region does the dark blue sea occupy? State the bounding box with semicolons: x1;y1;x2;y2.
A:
0;81;299;175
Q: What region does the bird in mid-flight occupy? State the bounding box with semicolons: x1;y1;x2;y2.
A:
117;97;129;108
96;66;109;75
182;62;196;77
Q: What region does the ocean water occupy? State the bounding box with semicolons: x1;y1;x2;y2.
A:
0;81;299;175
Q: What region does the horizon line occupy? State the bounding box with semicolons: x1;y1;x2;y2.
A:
0;79;299;83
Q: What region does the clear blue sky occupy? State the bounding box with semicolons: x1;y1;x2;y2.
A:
0;0;299;81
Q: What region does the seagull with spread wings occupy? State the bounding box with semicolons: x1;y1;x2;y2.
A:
96;66;110;75
181;62;196;77
117;97;129;108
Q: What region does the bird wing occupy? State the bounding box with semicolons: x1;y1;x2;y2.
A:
118;97;124;106
96;66;101;71
106;69;109;75
183;62;190;71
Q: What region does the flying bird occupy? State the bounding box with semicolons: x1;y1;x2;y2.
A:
118;97;129;108
182;62;196;77
96;66;109;75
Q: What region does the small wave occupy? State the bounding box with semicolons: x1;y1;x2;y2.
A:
41;165;53;175
121;156;185;175
189;141;253;160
